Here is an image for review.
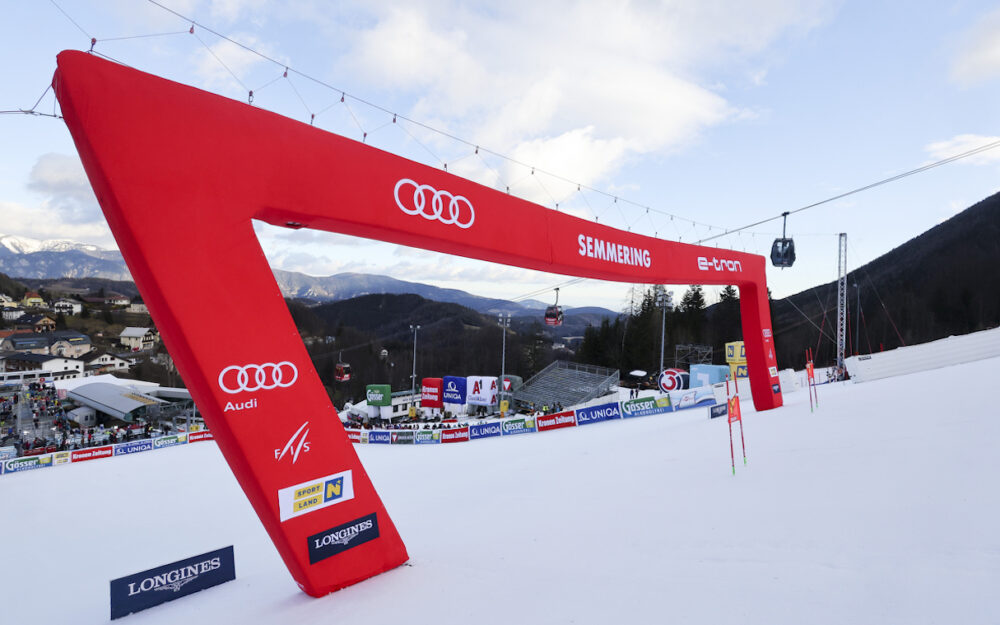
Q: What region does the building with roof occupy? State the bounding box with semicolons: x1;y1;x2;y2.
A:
52;299;83;315
0;352;83;381
21;292;46;308
67;382;165;423
79;350;131;375
2;307;24;322
0;330;93;357
14;313;56;333
119;327;158;351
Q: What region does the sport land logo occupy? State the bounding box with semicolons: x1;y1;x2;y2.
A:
308;513;380;565
277;469;355;522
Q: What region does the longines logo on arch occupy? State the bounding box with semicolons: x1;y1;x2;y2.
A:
308;513;380;565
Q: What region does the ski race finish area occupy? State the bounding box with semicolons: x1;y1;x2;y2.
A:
52;50;782;596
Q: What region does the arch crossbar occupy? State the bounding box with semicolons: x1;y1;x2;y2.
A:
53;51;782;597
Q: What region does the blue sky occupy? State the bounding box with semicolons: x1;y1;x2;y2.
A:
2;1;998;311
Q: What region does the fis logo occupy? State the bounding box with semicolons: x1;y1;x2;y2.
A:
275;421;311;464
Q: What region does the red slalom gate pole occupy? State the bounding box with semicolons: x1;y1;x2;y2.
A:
727;376;735;475
739;419;747;466
806;349;814;413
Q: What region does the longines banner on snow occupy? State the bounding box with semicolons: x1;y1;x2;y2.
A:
109;546;235;619
54;50;781;597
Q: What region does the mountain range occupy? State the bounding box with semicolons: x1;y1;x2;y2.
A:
0;233;610;319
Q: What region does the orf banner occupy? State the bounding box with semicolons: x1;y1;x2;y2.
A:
365;384;392;407
442;376;467;404
467;376;498;406
110;546;235;619
420;378;443;409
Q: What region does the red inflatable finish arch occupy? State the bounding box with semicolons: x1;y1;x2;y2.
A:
53;51;782;596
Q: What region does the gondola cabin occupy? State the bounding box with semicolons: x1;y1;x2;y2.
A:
335;362;352;382
544;305;563;326
770;238;796;267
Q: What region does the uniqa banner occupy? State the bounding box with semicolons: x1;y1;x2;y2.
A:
365;384;392;407
467;376;498;406
620;396;672;419
575;402;622;426
420;378;443;409
441;376;467;404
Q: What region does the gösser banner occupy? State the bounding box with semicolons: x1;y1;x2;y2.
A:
53;51;781;597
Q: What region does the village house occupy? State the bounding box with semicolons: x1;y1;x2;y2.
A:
20;291;46;308
119;327;159;351
0;329;93;358
0;352;84;381
14;313;56;333
52;298;83;315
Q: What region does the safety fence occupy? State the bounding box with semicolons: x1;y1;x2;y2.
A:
347;386;721;446
0;430;215;476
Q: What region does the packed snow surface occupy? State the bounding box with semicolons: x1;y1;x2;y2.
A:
2;358;998;624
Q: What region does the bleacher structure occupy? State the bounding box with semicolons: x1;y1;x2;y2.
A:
513;360;619;411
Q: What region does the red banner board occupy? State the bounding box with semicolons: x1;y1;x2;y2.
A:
440;427;470;443
71;446;114;462
53;50;781;596
188;431;215;443
420;378;444;409
346;430;362;443
536;411;578;432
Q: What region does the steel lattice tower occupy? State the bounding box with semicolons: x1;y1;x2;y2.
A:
836;233;848;375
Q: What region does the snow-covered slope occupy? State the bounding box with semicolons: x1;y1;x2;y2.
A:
1;359;998;624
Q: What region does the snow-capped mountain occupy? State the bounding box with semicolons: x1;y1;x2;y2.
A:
0;234;131;280
0;234;108;256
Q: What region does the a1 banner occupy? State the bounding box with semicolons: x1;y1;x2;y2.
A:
536;411;577;432
420;378;443;409
440;427;470;443
467;376;498;406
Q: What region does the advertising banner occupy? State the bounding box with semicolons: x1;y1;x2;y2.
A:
658;369;689;393
575;402;622;426
368;431;391;445
501;417;536;436
670;387;718;411
467;376;498;406
414;430;441;444
536;410;577;432
365;384;392;407
153;434;187;449
725;341;747;363
440;427;470;443
346;430;362;444
420;378;444;409
620;396;672;419
442;376;467;404
109;546;236;620
390;431;414;445
54;451;72;465
469;421;502;440
0;446;17;461
188;431;215;443
710;404;728;419
71;445;114;462
4;454;53;473
690;364;731;388
114;440;154;456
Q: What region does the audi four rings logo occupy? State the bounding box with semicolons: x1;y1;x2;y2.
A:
394;178;475;229
218;362;298;394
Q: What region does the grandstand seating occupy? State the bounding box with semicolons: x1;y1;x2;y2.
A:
513;360;619;411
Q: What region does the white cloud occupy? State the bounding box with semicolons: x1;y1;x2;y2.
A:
0;200;114;248
25;153;103;225
925;134;1000;166
951;8;1000;85
192;32;277;91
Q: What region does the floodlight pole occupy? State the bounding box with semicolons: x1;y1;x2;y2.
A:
498;313;510;401
409;324;420;398
657;288;673;372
